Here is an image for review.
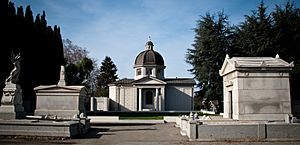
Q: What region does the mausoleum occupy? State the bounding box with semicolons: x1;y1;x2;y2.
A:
109;39;195;111
219;54;294;120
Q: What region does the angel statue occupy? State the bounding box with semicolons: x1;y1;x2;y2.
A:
5;53;21;84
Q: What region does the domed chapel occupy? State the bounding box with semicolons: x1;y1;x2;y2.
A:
108;38;195;111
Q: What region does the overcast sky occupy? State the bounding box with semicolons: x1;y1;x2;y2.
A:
11;0;300;79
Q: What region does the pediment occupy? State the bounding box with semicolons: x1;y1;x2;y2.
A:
219;57;235;76
133;77;166;85
34;85;86;92
220;55;293;76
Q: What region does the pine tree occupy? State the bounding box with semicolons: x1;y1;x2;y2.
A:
186;12;232;111
233;2;274;57
96;56;118;97
271;1;300;103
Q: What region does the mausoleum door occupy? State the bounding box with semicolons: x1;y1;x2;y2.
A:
141;88;156;111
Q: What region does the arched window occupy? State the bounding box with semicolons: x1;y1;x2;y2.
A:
145;91;153;105
136;68;142;75
146;68;152;75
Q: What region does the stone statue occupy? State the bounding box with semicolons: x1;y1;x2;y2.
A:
5;53;21;84
1;53;24;113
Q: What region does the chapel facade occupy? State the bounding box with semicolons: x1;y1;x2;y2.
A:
108;39;195;111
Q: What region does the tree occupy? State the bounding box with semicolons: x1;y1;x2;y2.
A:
271;1;300;103
63;39;95;87
96;56;118;97
186;11;232;112
233;2;275;57
65;57;94;85
63;39;89;64
0;1;64;112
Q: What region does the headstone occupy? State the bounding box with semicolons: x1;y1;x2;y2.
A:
57;65;66;86
35;65;89;118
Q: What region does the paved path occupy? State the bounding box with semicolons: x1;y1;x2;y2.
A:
1;123;300;145
73;123;187;145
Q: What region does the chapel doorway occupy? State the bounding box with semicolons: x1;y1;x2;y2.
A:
143;89;155;110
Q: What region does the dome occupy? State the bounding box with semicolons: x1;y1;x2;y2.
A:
134;41;164;66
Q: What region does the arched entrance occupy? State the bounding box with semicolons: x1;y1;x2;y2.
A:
145;91;153;105
143;89;155;110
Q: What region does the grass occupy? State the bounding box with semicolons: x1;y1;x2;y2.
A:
119;116;164;120
118;113;164;120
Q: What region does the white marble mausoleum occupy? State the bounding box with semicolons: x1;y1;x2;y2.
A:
219;54;294;121
109;40;195;111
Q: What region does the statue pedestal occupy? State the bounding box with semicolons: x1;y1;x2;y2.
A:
0;82;25;119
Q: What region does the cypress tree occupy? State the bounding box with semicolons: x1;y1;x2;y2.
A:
0;2;64;112
0;0;11;100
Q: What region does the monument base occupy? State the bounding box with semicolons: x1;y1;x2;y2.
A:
0;105;25;119
0;119;85;138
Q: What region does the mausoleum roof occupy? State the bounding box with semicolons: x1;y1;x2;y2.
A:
219;54;294;76
228;57;292;68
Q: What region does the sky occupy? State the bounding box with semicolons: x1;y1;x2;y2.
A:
11;0;300;79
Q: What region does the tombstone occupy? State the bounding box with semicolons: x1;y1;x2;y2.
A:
34;66;89;119
219;54;293;121
0;53;25;119
194;112;199;119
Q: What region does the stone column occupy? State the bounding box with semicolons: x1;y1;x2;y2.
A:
152;68;157;77
133;87;138;111
138;88;142;111
160;87;165;111
90;97;95;111
155;88;159;111
58;65;66;86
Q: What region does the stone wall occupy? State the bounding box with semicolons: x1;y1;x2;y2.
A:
223;71;292;120
177;118;300;141
109;86;136;111
90;97;109;111
165;85;193;111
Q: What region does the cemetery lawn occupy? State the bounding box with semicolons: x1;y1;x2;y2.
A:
119;116;164;120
